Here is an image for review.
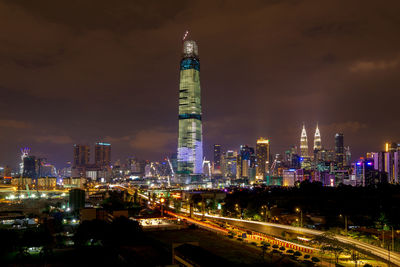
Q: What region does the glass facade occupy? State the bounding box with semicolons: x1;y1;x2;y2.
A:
256;138;269;180
177;40;203;176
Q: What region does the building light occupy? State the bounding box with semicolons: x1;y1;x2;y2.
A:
257;138;269;144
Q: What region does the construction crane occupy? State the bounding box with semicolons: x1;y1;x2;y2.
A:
270;159;278;175
167;157;175;187
182;30;189;41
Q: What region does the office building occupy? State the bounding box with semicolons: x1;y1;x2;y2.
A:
95;142;111;169
221;150;237;178
19;147;30;175
256;138;269;180
213;144;222;174
73;144;90;167
69;188;85;211
177;38;203;178
22;156;36;179
335;133;344;168
237;145;255;178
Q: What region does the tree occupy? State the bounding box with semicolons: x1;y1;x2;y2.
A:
293;251;302;257
351;250;361;267
260;243;269;262
74;219;108;247
311;257;320;263
151;192;157;203
173;198;182;212
313;233;346;263
0;229;18;255
133;190;138;204
106;216;143;246
74;217;143;248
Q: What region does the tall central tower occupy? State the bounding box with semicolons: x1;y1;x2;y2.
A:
300;124;309;157
313;124;322;151
177;39;203;177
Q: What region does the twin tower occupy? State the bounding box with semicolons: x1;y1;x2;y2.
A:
300;124;322;158
175;37;322;177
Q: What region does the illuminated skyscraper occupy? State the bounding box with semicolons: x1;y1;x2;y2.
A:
313;124;322;151
19;147;30;175
237;145;255;178
222;150;237;178
300;124;309;157
23;156;36;179
73;144;90;167
213;144;222;174
256;138;270;180
335;133;344;168
95;142;111;169
177;38;203;177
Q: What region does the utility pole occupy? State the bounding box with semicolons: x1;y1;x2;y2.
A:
345;215;348;235
296;208;303;228
392;226;395;253
383;229;385;248
301;210;303;228
160;197;165;216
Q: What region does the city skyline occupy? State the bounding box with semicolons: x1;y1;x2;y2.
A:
2;2;400;266
0;0;400;168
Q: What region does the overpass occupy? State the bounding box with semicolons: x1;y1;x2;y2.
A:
133;188;399;265
204;215;399;266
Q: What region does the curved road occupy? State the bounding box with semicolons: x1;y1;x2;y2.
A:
203;214;399;266
137;190;398;265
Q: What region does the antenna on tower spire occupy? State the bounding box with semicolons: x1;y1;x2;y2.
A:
182;30;189;42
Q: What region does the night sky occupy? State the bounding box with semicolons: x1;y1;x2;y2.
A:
1;0;400;169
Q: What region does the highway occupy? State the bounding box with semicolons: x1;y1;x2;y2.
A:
203;215;399;266
135;189;398;265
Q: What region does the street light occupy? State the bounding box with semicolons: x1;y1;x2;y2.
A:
261;205;268;222
296;208;303;228
339;214;348;235
160;197;165;216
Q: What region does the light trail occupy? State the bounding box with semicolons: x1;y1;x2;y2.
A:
202;215;400;266
133;186;400;265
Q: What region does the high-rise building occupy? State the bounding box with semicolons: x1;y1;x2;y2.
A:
95;142;111;169
313;124;322;151
237;145;255;178
344;146;351;166
335;133;344;168
213;144;222;173
256;138;270;180
385;142;400;152
177;39;203;178
69;188;85;211
300;124;309;158
73;144;90;167
23;156;36;179
19;147;30;175
221;150;237;178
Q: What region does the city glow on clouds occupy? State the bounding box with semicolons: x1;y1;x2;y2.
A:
34;135;74;144
105;128;176;151
0;119;32;129
349;56;399;73
0;0;399;166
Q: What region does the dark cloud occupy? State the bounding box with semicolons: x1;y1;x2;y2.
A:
0;0;400;169
0;119;31;129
